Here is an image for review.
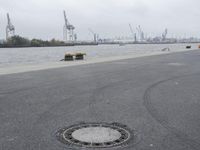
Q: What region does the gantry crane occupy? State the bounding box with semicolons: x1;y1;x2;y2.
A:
6;13;15;40
129;24;137;42
88;28;98;43
136;25;145;42
63;10;75;42
162;28;168;41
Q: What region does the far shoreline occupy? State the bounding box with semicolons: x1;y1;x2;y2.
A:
1;42;200;49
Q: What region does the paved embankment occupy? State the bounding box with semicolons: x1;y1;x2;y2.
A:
0;49;200;150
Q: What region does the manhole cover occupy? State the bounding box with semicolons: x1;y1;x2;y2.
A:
56;122;135;149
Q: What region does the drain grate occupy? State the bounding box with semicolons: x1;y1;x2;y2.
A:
56;122;135;149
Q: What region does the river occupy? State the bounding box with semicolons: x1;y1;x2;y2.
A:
0;43;199;67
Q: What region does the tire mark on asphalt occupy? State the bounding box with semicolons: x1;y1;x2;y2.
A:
35;70;132;125
88;75;135;122
88;82;119;122
143;73;200;150
35;81;120;125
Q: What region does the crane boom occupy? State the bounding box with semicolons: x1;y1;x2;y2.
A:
63;10;76;42
129;24;134;36
7;14;10;24
129;24;137;42
88;28;98;43
63;11;68;27
6;13;15;40
162;28;168;41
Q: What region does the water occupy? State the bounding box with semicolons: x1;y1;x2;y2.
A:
0;43;199;67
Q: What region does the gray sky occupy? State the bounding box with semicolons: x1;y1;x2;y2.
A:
0;0;200;40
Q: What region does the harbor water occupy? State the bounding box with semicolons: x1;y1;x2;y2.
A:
0;43;199;67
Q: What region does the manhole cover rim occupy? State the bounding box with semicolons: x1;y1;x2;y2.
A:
62;126;130;146
56;122;134;148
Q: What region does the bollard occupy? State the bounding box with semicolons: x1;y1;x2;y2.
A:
65;54;74;61
186;46;191;49
75;53;86;60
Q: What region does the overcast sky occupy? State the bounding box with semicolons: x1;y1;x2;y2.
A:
0;0;200;40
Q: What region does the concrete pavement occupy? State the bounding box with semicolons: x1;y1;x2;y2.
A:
0;50;200;150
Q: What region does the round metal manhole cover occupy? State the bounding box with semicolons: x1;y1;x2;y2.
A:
56;122;136;149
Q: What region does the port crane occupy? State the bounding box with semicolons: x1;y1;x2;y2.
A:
6;13;15;40
136;25;145;42
88;28;98;43
63;10;75;42
162;28;168;41
129;24;137;42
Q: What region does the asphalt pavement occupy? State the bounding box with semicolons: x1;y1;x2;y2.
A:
0;50;200;150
